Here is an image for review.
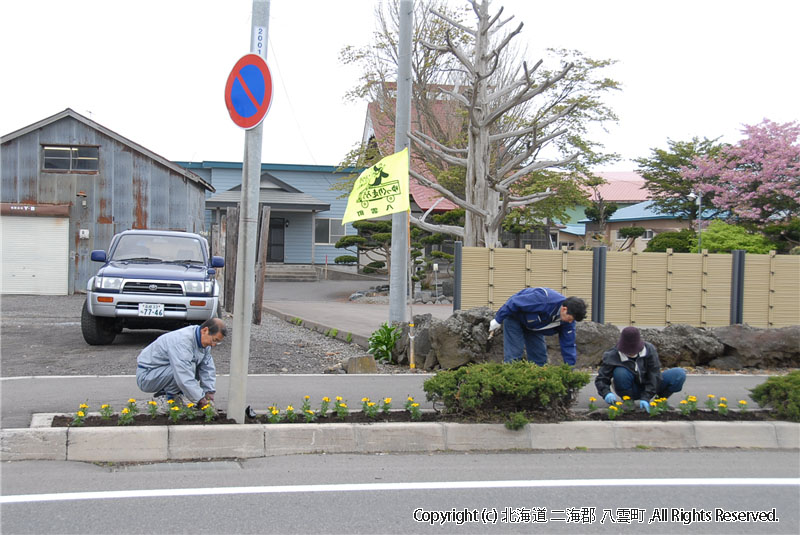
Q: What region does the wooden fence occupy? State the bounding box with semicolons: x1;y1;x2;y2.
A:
459;246;800;328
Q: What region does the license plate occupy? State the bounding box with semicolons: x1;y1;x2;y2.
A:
138;303;164;317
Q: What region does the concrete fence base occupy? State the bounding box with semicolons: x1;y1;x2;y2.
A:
2;416;798;462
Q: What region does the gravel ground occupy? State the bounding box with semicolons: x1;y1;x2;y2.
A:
0;295;408;377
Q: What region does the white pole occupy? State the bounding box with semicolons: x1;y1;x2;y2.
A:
228;0;270;423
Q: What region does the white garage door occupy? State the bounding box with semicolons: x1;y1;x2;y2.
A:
1;216;69;295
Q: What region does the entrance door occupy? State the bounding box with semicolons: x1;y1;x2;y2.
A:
267;217;285;262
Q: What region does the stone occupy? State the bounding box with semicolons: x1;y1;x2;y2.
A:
710;324;800;368
639;324;725;367
345;355;378;374
429;307;503;369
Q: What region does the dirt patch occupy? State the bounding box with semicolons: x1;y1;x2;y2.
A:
52;409;780;427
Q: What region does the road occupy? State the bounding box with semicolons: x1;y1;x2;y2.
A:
2;451;798;534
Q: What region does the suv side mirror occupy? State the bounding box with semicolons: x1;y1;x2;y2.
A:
90;250;107;262
211;256;225;268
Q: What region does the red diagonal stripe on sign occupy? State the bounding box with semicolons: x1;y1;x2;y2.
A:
235;73;261;109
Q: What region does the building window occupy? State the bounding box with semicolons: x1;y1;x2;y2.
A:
642;230;655;240
42;145;99;171
315;218;345;244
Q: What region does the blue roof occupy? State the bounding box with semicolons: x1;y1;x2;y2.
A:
560;224;586;236
578;200;679;223
174;160;364;174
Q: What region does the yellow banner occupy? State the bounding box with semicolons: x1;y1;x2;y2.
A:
342;148;410;225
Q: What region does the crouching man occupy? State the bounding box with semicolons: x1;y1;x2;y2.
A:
595;326;686;412
136;317;226;408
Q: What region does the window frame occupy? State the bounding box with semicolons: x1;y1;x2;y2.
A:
314;217;346;245
42;145;100;173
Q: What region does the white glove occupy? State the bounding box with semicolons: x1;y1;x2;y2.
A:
489;319;501;332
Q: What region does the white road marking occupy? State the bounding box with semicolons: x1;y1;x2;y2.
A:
2;478;797;504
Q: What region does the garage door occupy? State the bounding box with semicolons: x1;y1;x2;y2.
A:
1;216;69;295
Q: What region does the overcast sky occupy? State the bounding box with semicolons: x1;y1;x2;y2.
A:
1;0;797;172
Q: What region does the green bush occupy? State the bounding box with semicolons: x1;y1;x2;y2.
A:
749;371;800;422
368;323;402;363
644;229;693;252
334;255;357;264
423;362;590;417
362;260;386;274
505;411;529;431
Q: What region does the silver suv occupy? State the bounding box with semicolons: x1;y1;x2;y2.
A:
82;230;224;345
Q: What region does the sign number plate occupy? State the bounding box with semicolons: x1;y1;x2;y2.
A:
138;303;164;317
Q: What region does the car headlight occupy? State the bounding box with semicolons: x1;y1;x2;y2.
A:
94;276;123;290
184;280;212;294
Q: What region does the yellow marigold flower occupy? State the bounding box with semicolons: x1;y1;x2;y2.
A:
305;409;314;414
340;403;348;408
609;406;618;411
287;405;294;411
680;400;688;405
77;411;85;417
271;409;279;415
411;403;419;408
187;403;194;408
650;401;657;407
304;395;310;400
384;397;392;403
707;394;715;399
171;406;180;412
336;396;343;401
407;396;415;401
101;404;109;409
622;395;630;401
122;408;130;414
367;402;376;407
201;405;210;410
589;397;596;402
148;400;157;406
739;400;747;405
361;397;370;403
719;397;727;402
128;398;136;403
615;401;623;406
688;396;697;402
322;397;330;402
79;403;88;409
167;399;175;405
719;403;727;408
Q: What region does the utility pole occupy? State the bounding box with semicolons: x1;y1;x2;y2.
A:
389;0;413;324
227;0;270;423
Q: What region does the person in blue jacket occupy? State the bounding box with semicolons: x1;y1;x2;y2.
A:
489;287;587;366
136;318;226;408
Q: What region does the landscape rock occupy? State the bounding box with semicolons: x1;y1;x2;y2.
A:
638;325;725;367
345;355;378;374
710;324;800;368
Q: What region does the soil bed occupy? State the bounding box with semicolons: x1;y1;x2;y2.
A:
51;409;779;427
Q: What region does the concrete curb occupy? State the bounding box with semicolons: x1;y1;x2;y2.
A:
2;417;798;462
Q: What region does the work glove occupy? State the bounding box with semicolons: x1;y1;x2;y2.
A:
604;393;618;405
639;400;651;413
205;391;215;401
197;396;213;409
489;319;501;332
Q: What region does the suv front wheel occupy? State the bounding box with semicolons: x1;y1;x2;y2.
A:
81;300;117;345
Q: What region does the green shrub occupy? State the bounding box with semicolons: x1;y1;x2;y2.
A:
644;229;693;252
423;362;590;417
334;255;358;265
368;323;402;363
505;411;529;431
749;371;800;422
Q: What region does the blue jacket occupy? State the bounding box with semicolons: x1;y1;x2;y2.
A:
495;287;577;365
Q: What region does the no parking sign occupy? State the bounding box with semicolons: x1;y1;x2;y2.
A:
224;53;273;129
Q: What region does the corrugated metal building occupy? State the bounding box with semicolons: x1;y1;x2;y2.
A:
1;109;213;295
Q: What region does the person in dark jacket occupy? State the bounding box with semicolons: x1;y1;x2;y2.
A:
489;287;586;366
595;326;686;412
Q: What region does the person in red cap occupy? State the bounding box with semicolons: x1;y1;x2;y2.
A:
595;326;686;412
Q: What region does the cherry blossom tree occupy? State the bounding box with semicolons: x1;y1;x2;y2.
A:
682;120;800;227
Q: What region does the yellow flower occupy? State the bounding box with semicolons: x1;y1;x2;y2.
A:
101;404;109;409
271;409;279;415
411;403;419;408
304;395;310;400
615;401;623;406
589;397;596;402
305;409;314;415
287;405;294;411
622;395;631;401
79;403;88;409
361;397;370;403
77;411;85;417
719;403;727;408
122;408;130;414
186;403;194;408
407;396;415;402
650;401;657;407
148;400;157;406
322;397;330;402
128;398;136;403
340;403;347;408
739;400;748;406
336;396;343;401
367;402;376;407
167;399;175;405
609;406;618;411
719;397;727;402
384;397;392;404
707;394;715;399
171;406;180;412
680;400;688;405
688;396;697;402
202;405;210;410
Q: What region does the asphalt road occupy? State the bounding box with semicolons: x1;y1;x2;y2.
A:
2;451;798;534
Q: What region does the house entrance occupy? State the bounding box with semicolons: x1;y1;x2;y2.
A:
267;217;285;262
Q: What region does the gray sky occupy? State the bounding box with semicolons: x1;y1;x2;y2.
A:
1;0;797;171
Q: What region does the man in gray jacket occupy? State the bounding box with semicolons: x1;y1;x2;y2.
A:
136;318;226;407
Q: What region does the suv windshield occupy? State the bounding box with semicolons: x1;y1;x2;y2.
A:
112;235;206;263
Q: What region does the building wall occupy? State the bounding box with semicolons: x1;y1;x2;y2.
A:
1;116;207;293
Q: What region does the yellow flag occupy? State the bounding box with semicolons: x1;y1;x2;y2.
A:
342;148;410;225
